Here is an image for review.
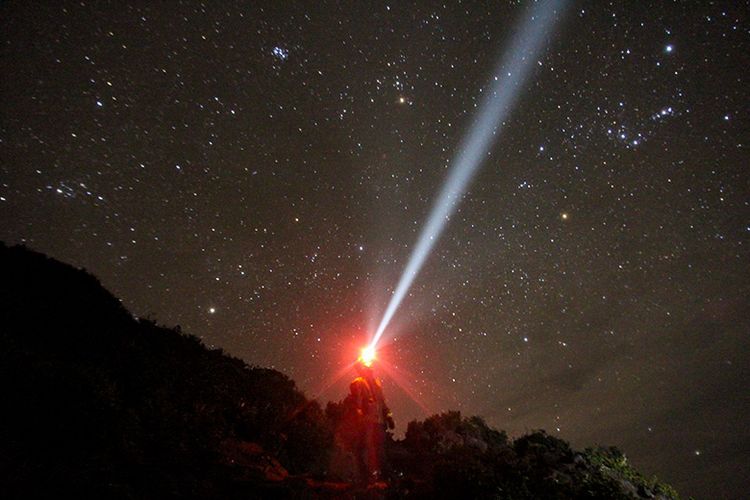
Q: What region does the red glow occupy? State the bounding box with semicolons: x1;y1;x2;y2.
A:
377;358;434;416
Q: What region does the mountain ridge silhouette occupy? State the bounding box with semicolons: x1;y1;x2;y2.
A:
0;243;680;499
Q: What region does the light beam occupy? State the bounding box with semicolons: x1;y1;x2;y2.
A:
371;0;566;349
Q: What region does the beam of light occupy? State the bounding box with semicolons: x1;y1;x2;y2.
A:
371;0;566;349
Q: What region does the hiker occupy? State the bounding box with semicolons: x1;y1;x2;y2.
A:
349;359;394;483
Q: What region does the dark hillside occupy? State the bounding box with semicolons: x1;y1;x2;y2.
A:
0;243;679;499
0;243;329;498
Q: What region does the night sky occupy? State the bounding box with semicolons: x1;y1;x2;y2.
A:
1;1;747;497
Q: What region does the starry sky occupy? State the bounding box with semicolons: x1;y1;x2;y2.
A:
1;1;747;497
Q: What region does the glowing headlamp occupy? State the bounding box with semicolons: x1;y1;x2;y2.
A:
359;345;376;367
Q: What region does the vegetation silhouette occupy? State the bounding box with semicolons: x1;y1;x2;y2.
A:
0;243;679;498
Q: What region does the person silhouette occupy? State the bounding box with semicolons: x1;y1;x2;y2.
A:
349;358;394;483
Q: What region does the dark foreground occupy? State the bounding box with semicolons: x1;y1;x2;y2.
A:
0;243;679;499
